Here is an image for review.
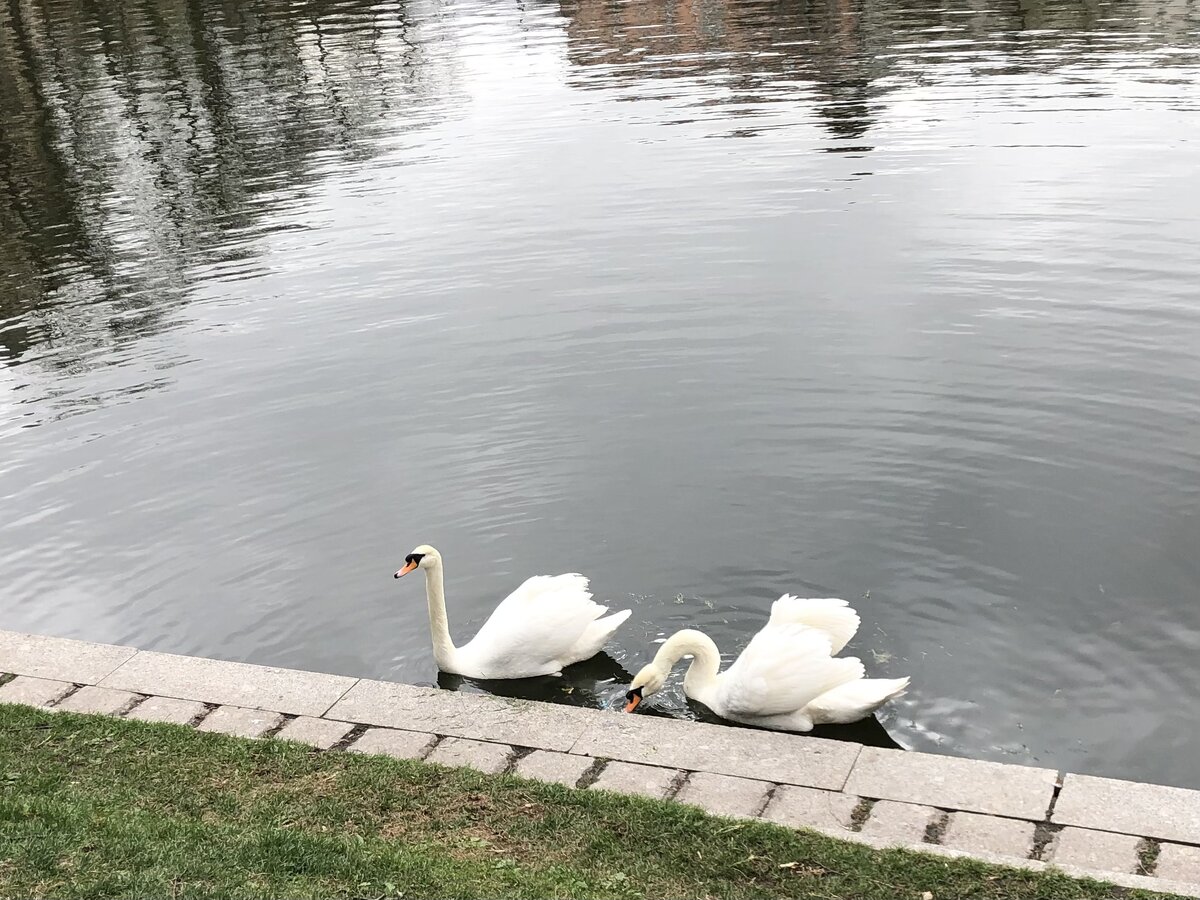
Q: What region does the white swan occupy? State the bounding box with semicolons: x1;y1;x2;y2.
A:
624;595;908;732
394;544;632;680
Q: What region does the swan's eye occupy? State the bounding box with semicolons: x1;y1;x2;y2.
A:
625;687;642;702
406;553;425;566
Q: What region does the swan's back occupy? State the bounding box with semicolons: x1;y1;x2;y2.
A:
716;622;864;718
460;573;627;677
707;603;907;729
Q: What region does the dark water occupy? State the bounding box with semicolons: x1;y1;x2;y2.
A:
3;0;1200;786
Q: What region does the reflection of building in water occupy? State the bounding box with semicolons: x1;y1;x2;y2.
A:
0;0;458;368
556;0;1200;141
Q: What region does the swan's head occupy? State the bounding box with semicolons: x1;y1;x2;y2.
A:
394;544;441;578
624;663;667;713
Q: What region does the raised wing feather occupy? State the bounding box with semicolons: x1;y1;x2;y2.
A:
768;595;860;655
715;622;864;718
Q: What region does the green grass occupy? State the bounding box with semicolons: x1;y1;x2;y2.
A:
0;703;1180;900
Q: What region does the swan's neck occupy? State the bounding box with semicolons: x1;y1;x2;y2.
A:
423;562;457;670
655;629;723;698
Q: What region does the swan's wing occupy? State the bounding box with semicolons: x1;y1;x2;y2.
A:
768;595;860;655
715;622;864;718
465;574;611;668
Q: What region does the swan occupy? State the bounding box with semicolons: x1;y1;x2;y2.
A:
394;544;632;680
623;595;908;732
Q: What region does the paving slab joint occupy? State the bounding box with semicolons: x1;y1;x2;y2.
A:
575;757;609;789
330;723;371;752
191;703;218;728
262;713;296;740
750;785;778;819
1031;822;1060;861
924;810;950;844
1136;838;1160;876
416;733;442;760
1044;778;1063;819
662;769;690;801
849;797;875;831
504;745;538;775
834;742;865;792
46;683;84;707
120;695;147;718
0;673;14;687
315;677;361;719
115;692;146;717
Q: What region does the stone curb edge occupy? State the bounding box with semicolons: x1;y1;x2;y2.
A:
2;627;1199;897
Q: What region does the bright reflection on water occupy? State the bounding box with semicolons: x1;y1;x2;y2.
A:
2;0;1200;785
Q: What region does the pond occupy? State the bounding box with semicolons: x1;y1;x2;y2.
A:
2;0;1199;786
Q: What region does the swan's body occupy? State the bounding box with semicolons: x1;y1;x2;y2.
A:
395;545;631;680
626;596;908;732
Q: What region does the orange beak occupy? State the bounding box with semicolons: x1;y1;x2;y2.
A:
623;692;642;713
394;560;419;578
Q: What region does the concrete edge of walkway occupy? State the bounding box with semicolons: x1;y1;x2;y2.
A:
3;627;1199;896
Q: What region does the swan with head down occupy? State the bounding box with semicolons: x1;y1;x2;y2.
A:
624;595;908;732
395;544;631;680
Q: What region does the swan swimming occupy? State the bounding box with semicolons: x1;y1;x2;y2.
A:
624;595;907;732
395;544;632;680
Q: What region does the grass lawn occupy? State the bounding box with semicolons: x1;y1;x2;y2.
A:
0;702;1180;900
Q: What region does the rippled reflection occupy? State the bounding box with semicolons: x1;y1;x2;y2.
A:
0;0;455;372
2;0;1200;786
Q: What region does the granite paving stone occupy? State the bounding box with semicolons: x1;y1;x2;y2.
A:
18;624;1200;896
426;737;512;774
571;713;860;790
1053;773;1200;844
327;678;596;751
673;772;771;819
941;812;1035;859
0;629;137;685
197;706;284;738
589;761;680;799
54;685;139;716
762;785;858;835
124;695;208;725
514;750;595;788
1049;827;1140;874
99;651;357;717
349;727;436;760
1155;843;1200;883
844;746;1056;819
274;716;355;750
0;675;73;708
858;800;935;847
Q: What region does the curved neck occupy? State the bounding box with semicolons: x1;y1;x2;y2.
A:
654;629;722;696
423;561;457;669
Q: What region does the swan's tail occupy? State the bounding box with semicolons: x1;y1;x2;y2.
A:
802;675;909;726
565;608;632;664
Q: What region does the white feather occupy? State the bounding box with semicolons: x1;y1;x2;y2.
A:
635;599;907;734
768;595;860;654
716;623;863;717
400;547;630;680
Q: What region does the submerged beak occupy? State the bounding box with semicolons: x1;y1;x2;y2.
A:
394;560;418;578
623;688;643;713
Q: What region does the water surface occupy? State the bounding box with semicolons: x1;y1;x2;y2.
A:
3;0;1200;785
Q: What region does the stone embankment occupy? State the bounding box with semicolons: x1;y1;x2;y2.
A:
2;628;1198;897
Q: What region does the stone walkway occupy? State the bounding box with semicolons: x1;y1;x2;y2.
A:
2;627;1198;897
